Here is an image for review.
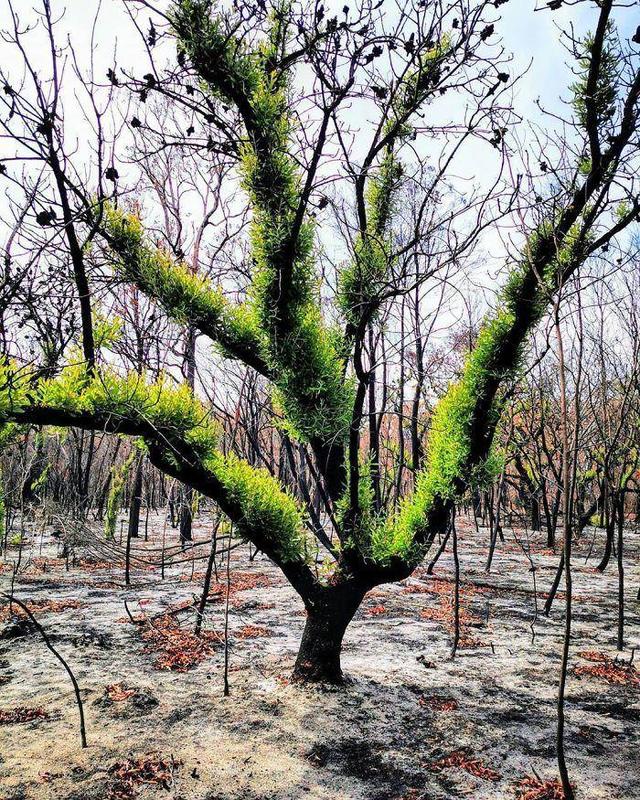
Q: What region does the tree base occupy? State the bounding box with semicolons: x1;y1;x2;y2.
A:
291;660;347;685
290;585;366;685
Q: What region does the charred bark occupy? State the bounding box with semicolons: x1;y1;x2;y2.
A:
292;584;367;683
127;455;144;540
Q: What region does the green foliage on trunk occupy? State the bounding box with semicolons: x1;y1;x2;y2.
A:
370;219;591;565
209;451;307;563
0;361;309;565
105;450;137;540
338;148;403;328
338;36;451;330
45;365;222;461
336;456;377;554
571;25;619;131
171;0;352;445
103;206;265;363
389;34;452;136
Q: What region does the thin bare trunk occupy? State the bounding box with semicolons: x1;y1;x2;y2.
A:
555;308;574;800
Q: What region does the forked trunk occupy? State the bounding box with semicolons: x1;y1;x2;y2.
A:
292;584;367;683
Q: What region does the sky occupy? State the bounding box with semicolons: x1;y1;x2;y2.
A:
0;0;638;352
1;0;636;220
41;0;623;96
50;0;634;123
3;0;634;176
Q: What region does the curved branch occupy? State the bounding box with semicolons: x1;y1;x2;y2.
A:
1;367;318;599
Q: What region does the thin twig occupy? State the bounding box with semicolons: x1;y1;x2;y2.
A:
0;592;87;748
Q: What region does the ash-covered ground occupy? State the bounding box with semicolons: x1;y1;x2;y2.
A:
0;513;638;800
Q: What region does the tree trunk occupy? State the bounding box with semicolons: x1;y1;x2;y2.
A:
616;492;625;651
180;487;194;545
597;500;615;572
544;551;564;617
547;488;562;549
577;497;597;535
22;429;47;506
530;497;541;531
127;455;144;540
472;489;482;519
292;585;366;683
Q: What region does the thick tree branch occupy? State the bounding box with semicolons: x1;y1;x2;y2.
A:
1;367;318;599
582;0;613;169
101;208;272;377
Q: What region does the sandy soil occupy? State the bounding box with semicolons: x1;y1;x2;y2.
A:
0;513;638;800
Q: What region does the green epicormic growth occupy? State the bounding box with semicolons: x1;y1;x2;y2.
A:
338;147;403;329
22;362;221;463
338;36;451;330
103;206;265;370
571;24;619;132
370;219;590;565
104;450;137;540
0;361;309;564
211;450;307;564
390;34;452;136
171;0;352;445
